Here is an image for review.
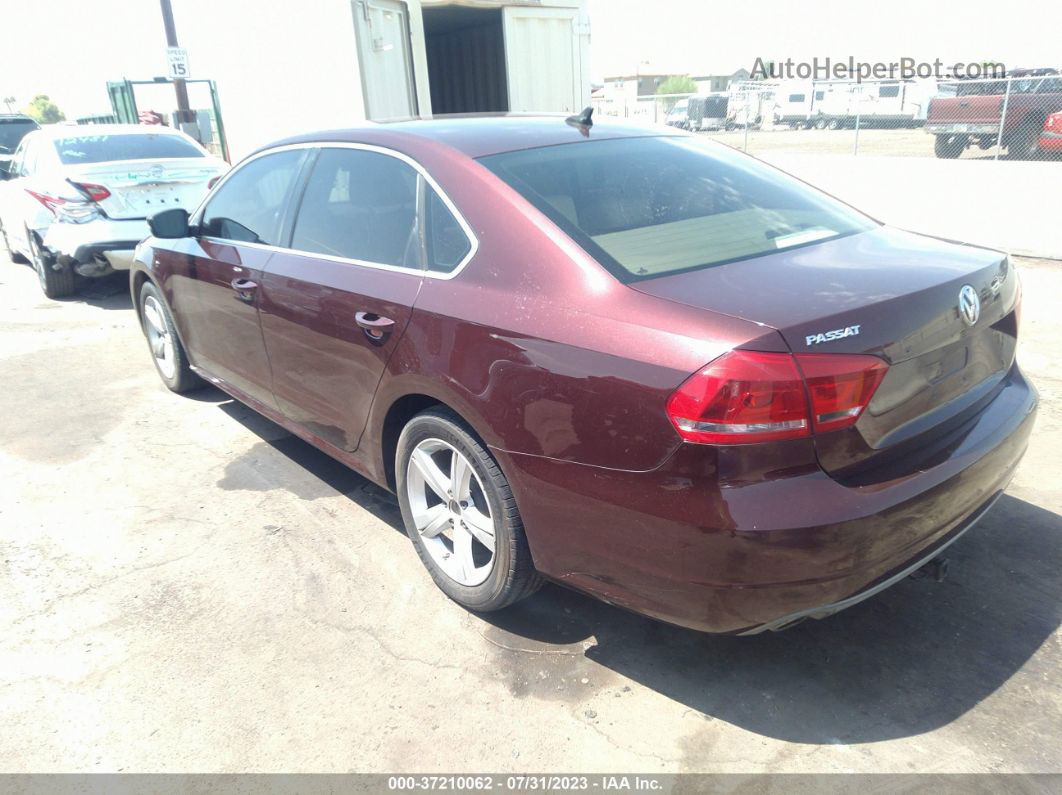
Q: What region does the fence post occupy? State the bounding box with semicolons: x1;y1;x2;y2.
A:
994;77;1012;161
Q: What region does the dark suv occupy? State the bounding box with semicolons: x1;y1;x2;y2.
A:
0;114;40;173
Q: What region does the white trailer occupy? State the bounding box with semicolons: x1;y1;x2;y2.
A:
808;80;936;129
176;0;591;158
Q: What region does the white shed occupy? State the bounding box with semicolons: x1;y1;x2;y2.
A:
177;0;591;158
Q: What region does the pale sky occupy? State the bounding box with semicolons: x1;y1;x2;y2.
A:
1;0;1058;119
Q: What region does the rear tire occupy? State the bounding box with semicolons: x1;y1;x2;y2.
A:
396;408;543;613
1007;118;1043;160
28;230;76;298
934;134;967;159
138;281;202;393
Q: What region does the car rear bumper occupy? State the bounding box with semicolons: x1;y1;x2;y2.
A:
925;123;999;136
43;218;150;273
1040;131;1062;151
497;363;1037;633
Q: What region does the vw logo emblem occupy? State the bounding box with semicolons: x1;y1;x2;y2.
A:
149;164;165;180
959;284;980;326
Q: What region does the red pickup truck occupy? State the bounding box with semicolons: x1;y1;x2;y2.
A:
926;68;1062;158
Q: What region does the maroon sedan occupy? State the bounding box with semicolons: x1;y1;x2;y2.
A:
131;115;1036;634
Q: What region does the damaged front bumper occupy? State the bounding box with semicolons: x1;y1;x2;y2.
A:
42;218;150;277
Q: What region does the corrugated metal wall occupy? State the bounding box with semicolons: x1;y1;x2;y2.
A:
424;11;508;114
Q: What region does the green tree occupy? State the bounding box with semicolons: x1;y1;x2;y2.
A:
656;75;697;97
21;94;66;124
656;76;697;113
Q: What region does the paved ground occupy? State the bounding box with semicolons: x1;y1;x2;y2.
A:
1;254;1059;774
756;154;1062;260
703;126;1062;161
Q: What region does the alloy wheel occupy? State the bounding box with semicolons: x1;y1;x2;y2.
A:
142;295;177;379
405;438;496;586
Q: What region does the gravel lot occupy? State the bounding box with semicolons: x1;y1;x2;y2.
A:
1;251;1059;774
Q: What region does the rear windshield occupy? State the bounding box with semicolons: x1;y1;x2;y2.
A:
479;136;875;282
0;120;38;153
52;133;204;164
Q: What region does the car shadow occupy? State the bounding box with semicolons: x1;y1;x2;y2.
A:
208;403;1061;744
58;272;133;310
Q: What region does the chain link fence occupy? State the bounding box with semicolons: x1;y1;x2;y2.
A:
592;71;1062;161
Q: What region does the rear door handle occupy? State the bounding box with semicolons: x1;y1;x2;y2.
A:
230;277;258;302
355;311;395;341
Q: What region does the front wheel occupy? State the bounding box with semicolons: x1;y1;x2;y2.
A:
396;408;542;612
138;281;202;393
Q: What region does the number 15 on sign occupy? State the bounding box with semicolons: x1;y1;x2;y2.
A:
167;47;190;79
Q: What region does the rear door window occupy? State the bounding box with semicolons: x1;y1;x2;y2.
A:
290;148;420;268
52;133;205;164
200;149;303;246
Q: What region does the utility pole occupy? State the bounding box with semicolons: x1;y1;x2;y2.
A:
159;0;193;124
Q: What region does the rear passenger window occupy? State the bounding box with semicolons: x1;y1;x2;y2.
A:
201;149;302;245
425;188;471;273
291;148;419;267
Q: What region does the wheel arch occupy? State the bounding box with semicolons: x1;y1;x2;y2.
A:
375;388;498;494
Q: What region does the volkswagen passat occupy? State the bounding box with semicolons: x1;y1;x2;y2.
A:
130;115;1036;634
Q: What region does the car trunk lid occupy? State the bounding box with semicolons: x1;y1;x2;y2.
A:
632;226;1019;477
65;157;223;220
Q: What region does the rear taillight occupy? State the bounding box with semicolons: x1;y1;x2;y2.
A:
72;182;111;202
666;350;887;445
794;354;888;433
26;189;66;214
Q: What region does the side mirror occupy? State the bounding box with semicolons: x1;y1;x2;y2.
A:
148;207;190;239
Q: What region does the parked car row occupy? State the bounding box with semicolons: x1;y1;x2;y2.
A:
0;124;227;297
4;113;1037;636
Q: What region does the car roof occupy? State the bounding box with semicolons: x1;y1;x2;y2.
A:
32;123;190;139
267;113;684;159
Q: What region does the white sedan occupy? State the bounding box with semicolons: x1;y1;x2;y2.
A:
0;124;228;297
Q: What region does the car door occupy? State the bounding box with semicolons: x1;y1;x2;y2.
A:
174;147;307;407
258;145;442;452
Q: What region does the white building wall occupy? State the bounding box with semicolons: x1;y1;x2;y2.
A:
178;0;370;159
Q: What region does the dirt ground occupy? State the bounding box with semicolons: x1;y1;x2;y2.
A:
1;252;1059;773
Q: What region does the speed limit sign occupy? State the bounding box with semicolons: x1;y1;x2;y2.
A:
166;47;190;79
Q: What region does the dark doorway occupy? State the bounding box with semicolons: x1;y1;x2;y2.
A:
423;5;508;114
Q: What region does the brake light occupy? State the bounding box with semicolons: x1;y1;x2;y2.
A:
666;350;887;445
72;182;111;202
666;351;810;444
794;354;888;433
26;189;66;215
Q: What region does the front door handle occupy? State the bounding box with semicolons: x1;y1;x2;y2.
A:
231;277;258;303
355;311;395;341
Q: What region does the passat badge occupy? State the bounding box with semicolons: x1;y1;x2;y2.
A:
806;324;861;346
